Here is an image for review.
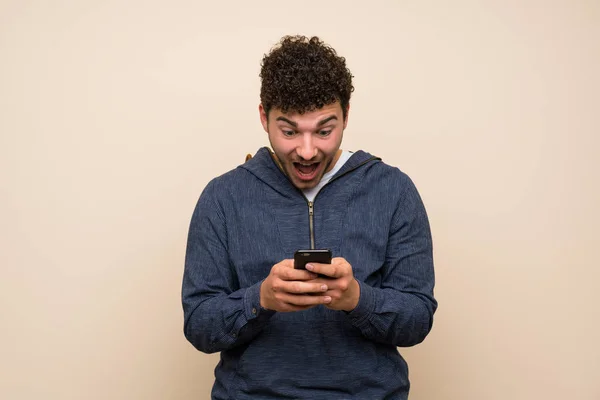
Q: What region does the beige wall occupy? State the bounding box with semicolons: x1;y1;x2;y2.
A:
1;1;599;399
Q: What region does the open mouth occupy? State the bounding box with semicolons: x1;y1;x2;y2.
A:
293;162;320;181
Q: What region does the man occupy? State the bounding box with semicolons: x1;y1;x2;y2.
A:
182;35;437;399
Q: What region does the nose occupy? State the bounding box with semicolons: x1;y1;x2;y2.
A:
296;133;317;160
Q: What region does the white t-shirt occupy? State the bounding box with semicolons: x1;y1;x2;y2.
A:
302;150;353;202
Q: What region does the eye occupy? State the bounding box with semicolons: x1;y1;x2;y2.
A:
282;129;296;137
318;129;332;137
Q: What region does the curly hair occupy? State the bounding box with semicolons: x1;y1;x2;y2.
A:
260;35;354;120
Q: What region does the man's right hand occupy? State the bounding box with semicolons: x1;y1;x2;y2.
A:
259;259;332;312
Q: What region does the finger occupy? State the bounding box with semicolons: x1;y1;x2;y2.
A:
278;267;318;281
311;279;345;291
305;262;345;278
278;259;295;269
279;293;332;306
305;277;339;288
280;281;329;294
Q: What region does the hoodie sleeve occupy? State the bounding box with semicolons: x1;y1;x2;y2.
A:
346;172;437;347
182;180;275;354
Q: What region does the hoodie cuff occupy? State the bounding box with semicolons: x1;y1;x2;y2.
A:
243;279;276;322
346;279;375;328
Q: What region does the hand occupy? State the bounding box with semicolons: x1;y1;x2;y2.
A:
260;259;333;312
306;257;360;312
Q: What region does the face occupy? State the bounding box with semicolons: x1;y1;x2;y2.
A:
259;101;348;190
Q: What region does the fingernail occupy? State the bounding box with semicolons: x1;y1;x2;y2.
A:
320;285;328;291
324;296;332;303
306;264;314;271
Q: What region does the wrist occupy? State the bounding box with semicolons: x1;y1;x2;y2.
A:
344;278;360;312
259;280;267;309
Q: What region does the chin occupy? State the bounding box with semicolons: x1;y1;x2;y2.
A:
299;182;318;190
289;175;318;191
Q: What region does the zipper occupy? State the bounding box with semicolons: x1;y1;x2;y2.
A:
303;156;380;249
308;201;315;249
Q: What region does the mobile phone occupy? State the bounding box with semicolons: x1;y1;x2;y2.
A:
294;249;332;270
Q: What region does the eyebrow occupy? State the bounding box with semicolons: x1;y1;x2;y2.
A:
275;116;297;127
275;115;338;128
317;116;338;126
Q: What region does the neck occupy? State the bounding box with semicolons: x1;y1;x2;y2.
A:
325;149;343;173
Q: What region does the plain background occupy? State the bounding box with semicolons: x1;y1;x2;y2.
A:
1;0;599;399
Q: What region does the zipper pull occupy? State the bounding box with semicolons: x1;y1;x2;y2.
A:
308;201;314;215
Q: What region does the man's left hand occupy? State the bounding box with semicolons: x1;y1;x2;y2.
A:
306;257;360;312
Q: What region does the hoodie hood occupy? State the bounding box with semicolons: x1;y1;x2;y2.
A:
239;147;381;197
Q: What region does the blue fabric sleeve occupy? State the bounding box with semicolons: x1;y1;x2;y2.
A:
182;180;275;353
346;174;437;347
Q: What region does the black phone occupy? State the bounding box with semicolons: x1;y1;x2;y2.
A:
294;249;332;270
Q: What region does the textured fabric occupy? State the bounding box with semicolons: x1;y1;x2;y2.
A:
182;147;437;399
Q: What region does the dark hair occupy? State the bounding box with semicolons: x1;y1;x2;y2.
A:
259;35;354;120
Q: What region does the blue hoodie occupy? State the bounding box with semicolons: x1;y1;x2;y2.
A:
182;147;437;399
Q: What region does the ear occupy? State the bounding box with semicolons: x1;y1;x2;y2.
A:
343;104;350;130
259;103;269;133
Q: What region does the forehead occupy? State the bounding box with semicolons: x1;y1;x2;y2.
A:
270;102;343;127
